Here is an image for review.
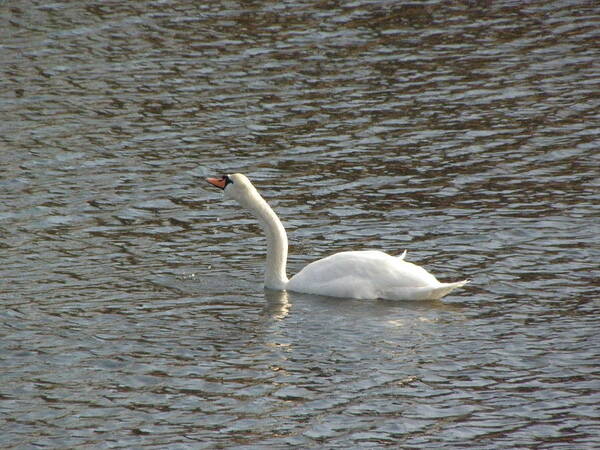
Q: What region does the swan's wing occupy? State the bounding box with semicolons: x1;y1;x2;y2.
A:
398;250;407;260
287;250;439;299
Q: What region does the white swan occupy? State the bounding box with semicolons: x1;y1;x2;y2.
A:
207;173;469;301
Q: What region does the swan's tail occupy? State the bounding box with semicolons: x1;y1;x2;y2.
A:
430;279;470;300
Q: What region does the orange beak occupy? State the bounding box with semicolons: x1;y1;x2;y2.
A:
206;177;227;189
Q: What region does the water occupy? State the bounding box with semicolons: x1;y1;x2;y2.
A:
1;0;599;448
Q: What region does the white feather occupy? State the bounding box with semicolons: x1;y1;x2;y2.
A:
209;173;469;301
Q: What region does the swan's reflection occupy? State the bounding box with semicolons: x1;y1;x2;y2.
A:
262;289;290;320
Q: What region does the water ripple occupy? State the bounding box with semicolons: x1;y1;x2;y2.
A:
2;0;599;448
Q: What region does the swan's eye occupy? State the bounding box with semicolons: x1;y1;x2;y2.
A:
224;175;233;186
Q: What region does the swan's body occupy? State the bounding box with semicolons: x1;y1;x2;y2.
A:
207;173;468;301
287;250;467;300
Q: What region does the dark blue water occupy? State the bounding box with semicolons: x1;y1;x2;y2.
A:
1;0;599;447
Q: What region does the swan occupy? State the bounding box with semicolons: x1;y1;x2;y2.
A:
206;173;469;300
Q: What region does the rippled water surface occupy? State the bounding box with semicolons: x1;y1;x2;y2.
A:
2;0;599;448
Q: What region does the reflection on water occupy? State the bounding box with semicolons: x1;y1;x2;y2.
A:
263;289;291;321
1;0;599;448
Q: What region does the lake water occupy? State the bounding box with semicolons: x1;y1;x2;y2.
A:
1;0;599;448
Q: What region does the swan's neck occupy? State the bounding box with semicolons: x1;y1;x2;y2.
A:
247;193;289;290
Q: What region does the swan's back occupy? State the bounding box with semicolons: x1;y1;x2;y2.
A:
287;250;467;301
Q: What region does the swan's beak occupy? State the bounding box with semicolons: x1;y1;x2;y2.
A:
207;177;227;189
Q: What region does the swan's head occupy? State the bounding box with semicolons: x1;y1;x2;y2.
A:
206;173;260;209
